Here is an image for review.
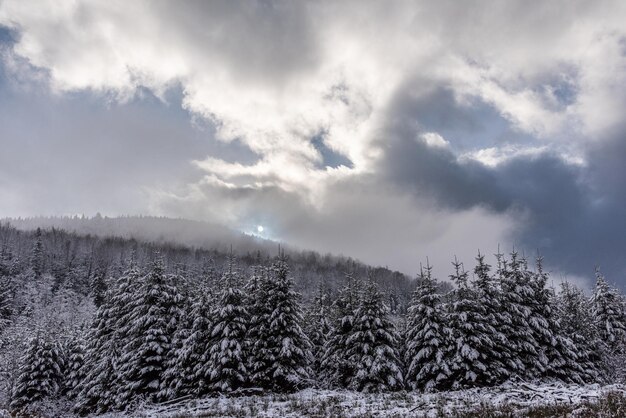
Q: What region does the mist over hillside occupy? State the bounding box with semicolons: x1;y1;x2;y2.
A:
4;215;282;256
0;215;416;303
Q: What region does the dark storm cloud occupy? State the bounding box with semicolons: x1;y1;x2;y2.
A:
379;86;626;282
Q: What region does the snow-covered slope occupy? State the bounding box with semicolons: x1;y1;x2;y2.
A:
98;383;626;417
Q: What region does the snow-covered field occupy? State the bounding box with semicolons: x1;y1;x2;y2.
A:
97;383;626;417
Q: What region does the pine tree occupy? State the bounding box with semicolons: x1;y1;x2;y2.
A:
74;302;115;414
11;334;65;410
158;291;194;401
205;258;249;392
472;252;513;384
556;281;603;383
64;334;86;399
321;272;360;388
115;258;182;406
30;228;44;278
90;270;108;308
592;268;626;352
0;274;14;330
447;258;494;389
498;251;541;379
404;263;452;391
529;258;583;383
346;278;403;392
73;262;143;414
303;282;332;380
248;255;312;392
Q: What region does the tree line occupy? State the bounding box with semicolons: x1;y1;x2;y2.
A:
2;224;626;416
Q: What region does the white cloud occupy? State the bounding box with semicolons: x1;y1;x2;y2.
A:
419;132;450;149
3;0;626;198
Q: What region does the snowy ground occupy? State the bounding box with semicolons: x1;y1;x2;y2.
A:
95;382;626;417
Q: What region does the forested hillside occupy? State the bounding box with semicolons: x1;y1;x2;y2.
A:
1;221;625;417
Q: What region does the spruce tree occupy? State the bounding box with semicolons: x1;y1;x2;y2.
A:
65;334;86;399
321;272;360;388
11;334;65;410
404;263;452;391
73;263;141;414
347;278;403;392
530;258;584;383
30;228;44;278
447;258;493;389
592;268;626;352
74;289;120;414
556;281;603;383
158;291;194;401
303;282;332;380
248;255;311;392
115;258;182;406
205;258;249;392
0;274;13;330
473;252;513;384
497;251;540;379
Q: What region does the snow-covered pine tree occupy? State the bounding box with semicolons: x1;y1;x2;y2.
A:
472;252;513;384
530;258;584;383
497;251;541;379
205;257;249;392
158;257;218;399
0;274;14;330
82;262;142;410
321;272;361;388
346;277;403;392
248;255;312;392
246;263;274;390
64;334;86;399
115;257;183;406
74;287;120;415
30;228;44;278
403;263;452;391
11;333;65;410
89;269;107;308
592;268;626;353
447;258;493;389
556;281;603;383
158;290;194;401
303;282;332;381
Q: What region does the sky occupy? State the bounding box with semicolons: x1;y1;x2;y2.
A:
1;1;626;286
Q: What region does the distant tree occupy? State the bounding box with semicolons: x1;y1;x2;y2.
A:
404;263;452;391
347;278;403;392
30;228;44;278
89;270;107;308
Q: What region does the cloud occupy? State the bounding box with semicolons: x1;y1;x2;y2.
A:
1;1;626;284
